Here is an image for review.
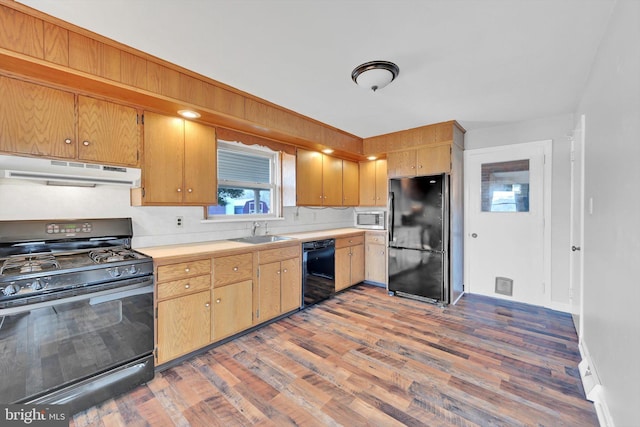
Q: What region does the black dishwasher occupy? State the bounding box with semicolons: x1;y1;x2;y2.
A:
302;239;335;307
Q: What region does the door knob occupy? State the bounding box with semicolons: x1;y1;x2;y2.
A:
571;246;581;251
471;233;478;238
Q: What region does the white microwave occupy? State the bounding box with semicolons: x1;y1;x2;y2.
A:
355;211;386;230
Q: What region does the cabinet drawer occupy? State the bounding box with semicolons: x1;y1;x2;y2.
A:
365;232;387;245
157;275;211;300
335;234;365;248
259;244;300;264
157;259;211;282
213;253;253;287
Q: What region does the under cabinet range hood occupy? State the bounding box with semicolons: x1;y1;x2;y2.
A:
0;154;141;187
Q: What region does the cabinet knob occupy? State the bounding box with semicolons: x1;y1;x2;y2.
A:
184;268;190;273
283;269;288;273
64;138;72;144
411;166;415;169
216;298;221;304
233;267;238;271
187;188;193;193
82;141;90;146
380;251;385;255
177;188;182;193
418;165;423;169
185;284;190;289
277;270;281;275
205;302;210;307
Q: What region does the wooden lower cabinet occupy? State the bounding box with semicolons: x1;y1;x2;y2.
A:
157;290;211;364
255;244;301;323
155;245;301;365
365;231;387;285
335;234;365;292
213;280;253;341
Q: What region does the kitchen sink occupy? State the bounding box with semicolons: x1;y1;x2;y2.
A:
228;235;293;244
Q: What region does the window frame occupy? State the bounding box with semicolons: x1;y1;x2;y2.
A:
205;140;282;221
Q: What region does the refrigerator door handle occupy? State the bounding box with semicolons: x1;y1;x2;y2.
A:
388;191;395;244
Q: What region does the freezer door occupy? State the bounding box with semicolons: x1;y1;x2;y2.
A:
388;247;445;302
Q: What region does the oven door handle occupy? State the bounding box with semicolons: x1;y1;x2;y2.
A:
0;278;153;317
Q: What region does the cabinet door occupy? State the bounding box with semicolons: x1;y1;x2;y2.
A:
350;244;365;285
335;247;351;292
416;145;451;175
322;155;343;206
213;280;253;341
296;149;323;205
387;150;417;178
280;257;301;313
156;290;211;364
77;96;139;166
374;159;388;206
359;160;376;206
184;120;217;204
342;160;359;206
142;112;184;204
0;76;76;159
257;261;281;322
366;243;387;284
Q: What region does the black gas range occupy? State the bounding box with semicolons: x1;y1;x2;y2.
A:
0;218;155;415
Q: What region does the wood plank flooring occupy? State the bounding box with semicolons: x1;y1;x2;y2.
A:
71;284;598;426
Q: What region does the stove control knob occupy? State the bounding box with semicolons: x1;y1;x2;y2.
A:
31;279;43;291
108;267;121;278
2;284;19;296
129;265;138;275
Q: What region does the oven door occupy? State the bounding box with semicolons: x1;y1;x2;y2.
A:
0;277;154;406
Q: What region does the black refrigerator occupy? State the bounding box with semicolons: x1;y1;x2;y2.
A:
388;174;449;304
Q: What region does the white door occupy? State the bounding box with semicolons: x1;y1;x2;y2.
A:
569;115;585;336
464;140;552;307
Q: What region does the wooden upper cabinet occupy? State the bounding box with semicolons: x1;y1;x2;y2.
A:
297;148;360;207
296;149;323;205
77;96;139;166
342;160;359;207
322;155;343;206
359;159;387;207
0;75;76;159
138;112;216;206
183;120;217;204
388;145;451;178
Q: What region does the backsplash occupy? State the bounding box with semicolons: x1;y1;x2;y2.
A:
0;179;354;248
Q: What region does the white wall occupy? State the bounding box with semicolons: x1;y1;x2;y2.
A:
0;179;354;248
464;113;574;309
574;0;640;425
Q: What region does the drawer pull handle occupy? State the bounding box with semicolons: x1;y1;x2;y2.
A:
233;267;238;271
216;298;221;304
185;284;190;289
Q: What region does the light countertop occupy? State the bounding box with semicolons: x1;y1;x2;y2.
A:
137;227;367;259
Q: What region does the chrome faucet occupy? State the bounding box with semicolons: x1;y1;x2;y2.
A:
251;221;260;236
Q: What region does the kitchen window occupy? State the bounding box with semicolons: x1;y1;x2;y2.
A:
207;141;281;219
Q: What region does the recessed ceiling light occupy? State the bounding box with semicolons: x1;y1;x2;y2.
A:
367;156;377;160
178;110;201;119
322;149;334;154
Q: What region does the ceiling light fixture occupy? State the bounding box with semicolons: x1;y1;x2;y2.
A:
351;60;399;92
322;149;334;154
177;109;201;119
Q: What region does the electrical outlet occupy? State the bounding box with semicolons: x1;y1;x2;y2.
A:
176;216;183;228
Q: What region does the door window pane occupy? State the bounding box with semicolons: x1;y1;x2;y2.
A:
481;159;530;212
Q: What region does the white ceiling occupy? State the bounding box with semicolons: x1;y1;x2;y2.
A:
18;0;615;138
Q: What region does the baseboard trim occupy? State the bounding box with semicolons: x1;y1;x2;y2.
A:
579;340;615;427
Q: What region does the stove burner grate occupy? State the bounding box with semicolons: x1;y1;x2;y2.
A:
0;255;61;275
89;248;138;264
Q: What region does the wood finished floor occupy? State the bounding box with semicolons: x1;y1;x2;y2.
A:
71;284;598;426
